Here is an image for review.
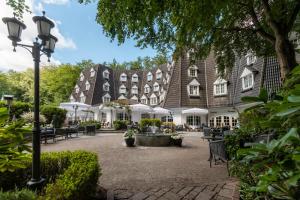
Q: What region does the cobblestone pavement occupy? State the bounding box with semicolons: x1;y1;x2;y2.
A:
42;133;232;199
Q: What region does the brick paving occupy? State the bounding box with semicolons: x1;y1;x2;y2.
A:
42;133;239;199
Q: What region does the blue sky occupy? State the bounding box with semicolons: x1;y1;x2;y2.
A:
0;0;158;71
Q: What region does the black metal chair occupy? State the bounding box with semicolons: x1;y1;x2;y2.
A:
41;128;56;144
209;139;229;175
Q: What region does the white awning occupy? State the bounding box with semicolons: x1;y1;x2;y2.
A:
130;103;153;112
60;102;91;111
182;108;209;115
153;107;171;115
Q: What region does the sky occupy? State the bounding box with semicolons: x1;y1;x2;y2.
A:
0;0;157;71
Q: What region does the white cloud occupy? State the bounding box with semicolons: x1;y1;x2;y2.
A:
42;0;69;5
0;0;75;71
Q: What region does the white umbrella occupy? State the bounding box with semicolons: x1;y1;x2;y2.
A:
153;107;171;115
129;103;153;112
182;108;209;115
59;102;91;111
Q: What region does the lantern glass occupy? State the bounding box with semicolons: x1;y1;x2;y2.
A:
43;35;57;53
2;17;26;42
32;15;54;41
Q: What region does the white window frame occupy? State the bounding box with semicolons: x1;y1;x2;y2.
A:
102;93;111;104
153;82;159;92
187;79;200;96
119;84;126;94
141;95;147;104
103;69;109;79
80;92;86;103
242;73;254;90
132;74;138;82
188;65;198;77
131;95;138;101
150;95;157;105
80;73;84;81
103;82;110;92
131;85;138;94
75;85;79;93
144;84;150;94
90;68;95;77
147;72;153;82
85;81;90;91
213;78;228;96
156;69;162;80
120;73;127;82
246;53;257;65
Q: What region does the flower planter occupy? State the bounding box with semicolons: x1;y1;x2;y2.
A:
172;138;183;147
135;134;171;146
124;137;135;147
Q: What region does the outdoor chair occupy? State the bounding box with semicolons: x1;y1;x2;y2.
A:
41;128;56;144
208;139;229;175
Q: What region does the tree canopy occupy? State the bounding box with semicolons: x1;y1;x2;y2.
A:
78;0;300;79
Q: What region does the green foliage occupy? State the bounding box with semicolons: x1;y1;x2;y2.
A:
113;120;128;130
5;0;30;19
123;129;137;139
0;101;32;121
0;151;100;200
140;119;162;131
0;121;31;173
80;120;101;129
40;106;67;128
0;189;36;200
229;65;300;199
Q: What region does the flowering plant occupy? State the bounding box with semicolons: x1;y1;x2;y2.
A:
171;134;183;140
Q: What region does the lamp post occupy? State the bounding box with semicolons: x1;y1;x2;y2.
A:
73;105;79;124
2;12;57;189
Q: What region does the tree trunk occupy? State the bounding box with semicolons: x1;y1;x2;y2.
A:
274;34;297;80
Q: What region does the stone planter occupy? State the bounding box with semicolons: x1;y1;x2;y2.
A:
124;137;135;147
135;134;171;147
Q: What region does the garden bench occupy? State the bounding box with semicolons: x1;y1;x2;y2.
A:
208;139;229;175
41;128;56;144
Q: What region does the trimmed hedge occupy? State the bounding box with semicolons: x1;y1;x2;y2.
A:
0;151;100;200
0;189;36;200
41;106;67;128
113;120;128;130
80;120;101;129
0;101;32;120
140;118;162;130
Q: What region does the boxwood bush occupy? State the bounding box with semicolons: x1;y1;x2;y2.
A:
113;120;128;130
0;151;100;200
41;106;67;128
140;119;162;131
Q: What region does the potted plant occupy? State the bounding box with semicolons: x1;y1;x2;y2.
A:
123;129;136;147
171;134;184;147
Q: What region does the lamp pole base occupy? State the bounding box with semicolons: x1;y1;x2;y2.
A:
27;177;46;190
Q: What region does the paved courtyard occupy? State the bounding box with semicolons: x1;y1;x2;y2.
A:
42;133;231;199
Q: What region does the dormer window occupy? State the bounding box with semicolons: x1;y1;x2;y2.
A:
132;74;138;82
103;82;110;92
188;65;198;77
156;69;162;80
240;67;254;90
119;84;126;94
214;78;228;96
120;73;127;82
118;95;127;100
131;85;138;95
187;79;200;96
147;72;153;82
70;95;75;102
80;73;84;81
144;84;150;94
160;90;166;102
141;95;148;104
166;73;170;83
167;62;172;71
246;53;257;65
90;68;95;77
75;85;79;93
150;93;158;105
153;82;159;92
131;95;138;102
85;81;90;91
102;93;111;103
103;69;109;79
80;92;86;103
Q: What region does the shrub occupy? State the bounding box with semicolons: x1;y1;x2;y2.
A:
21;112;46;124
0;189;37;200
140;118;162;131
41;106;67;128
113;120;128;130
80;120;101;129
0;151;101;200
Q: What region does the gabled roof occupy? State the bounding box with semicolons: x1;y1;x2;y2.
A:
118;94;127;100
214;77;227;85
131;95;138;100
141;94;147;99
150;93;157;98
240;67;253;78
188;79;200;86
103;93;111;98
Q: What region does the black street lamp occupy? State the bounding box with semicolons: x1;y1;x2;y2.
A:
2;11;57;189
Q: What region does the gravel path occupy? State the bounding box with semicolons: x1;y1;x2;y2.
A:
41;133;228;191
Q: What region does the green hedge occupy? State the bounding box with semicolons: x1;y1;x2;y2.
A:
140;118;162;131
0;189;36;200
113;120;128;130
41;106;67;128
80;120;101;129
0;101;32;120
0;151;100;200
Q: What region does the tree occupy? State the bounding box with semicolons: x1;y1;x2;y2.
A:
0;72;11;97
76;59;95;70
130;56;143;70
79;0;300;79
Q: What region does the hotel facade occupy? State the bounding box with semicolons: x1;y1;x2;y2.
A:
68;51;290;129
